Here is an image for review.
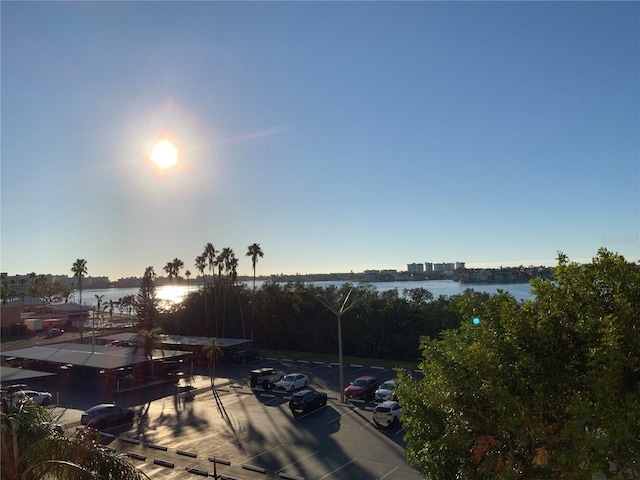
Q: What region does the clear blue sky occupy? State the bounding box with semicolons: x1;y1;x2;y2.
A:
2;1;638;280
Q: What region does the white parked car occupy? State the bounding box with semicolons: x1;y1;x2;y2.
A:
375;379;396;402
11;389;53;406
275;373;309;392
373;400;402;428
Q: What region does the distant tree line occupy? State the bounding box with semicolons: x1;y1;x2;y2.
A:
155;279;476;362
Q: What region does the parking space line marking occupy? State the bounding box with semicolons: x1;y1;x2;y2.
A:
241;444;283;464
360;420;375;430
277;449;319;473
317;458;358;479
378;466;398;479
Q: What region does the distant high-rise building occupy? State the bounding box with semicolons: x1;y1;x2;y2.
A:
407;263;424;273
455;262;466;270
424;262;433;273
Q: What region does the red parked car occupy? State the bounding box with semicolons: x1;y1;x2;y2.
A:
344;376;380;400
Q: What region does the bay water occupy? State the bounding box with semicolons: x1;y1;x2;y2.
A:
79;279;534;309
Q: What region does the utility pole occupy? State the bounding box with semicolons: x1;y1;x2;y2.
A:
314;289;361;403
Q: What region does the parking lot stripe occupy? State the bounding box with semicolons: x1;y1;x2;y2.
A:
378;466;399;479
184;467;209;477
241;444;283;464
279;473;305;480
317;458;358;479
277;449;319;474
242;464;267;474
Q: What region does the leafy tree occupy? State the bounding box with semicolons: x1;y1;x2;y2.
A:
70;259;87;305
1;277;16;305
136;267;158;331
396;249;640;479
1;399;148;480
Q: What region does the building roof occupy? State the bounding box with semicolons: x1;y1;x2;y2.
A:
0;343;188;370
0;366;56;384
99;333;251;349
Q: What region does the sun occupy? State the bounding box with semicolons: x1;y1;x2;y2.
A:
150;140;179;169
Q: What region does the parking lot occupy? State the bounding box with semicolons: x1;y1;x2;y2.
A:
43;354;423;480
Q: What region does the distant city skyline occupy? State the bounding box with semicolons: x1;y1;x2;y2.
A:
2;2;637;280
1;252;624;282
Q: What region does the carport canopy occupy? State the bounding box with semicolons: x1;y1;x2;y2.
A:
99;333;251;349
0;366;55;384
0;343;189;371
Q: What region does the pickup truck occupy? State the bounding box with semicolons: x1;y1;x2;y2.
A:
250;367;285;390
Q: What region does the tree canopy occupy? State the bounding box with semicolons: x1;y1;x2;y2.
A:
1;399;147;480
396;249;640;479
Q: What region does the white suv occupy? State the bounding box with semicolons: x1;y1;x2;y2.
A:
373;400;401;428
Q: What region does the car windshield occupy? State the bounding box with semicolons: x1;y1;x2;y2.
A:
382;381;395;389
376;405;391;412
353;379;368;387
283;375;296;381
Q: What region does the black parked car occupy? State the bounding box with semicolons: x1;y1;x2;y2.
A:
289;389;327;413
80;403;135;430
226;349;259;364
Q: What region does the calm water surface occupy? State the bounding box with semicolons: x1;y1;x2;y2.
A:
80;279;533;308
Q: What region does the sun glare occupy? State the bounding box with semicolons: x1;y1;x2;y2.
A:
150;140;179;169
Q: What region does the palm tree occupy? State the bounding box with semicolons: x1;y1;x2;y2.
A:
18;277;26;311
119;295;136;321
138;327;164;380
246;243;264;334
194;255;206;290
195;254;208;336
1;399;148;480
203;337;223;388
172;258;184;283
27;272;37;310
163;261;175;284
94;294;105;320
221;250;237;338
216;248;233;337
185;270;191;291
204;243;219;336
70;259;87;305
203;243;217;288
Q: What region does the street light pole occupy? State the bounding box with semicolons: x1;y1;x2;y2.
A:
315;289;361;403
